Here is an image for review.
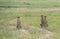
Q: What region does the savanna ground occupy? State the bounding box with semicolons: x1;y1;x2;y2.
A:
0;0;60;39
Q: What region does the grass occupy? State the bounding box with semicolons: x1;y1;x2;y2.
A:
0;0;60;39
0;8;60;39
0;0;60;8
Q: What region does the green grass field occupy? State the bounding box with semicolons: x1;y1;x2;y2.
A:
0;0;60;8
0;0;60;39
